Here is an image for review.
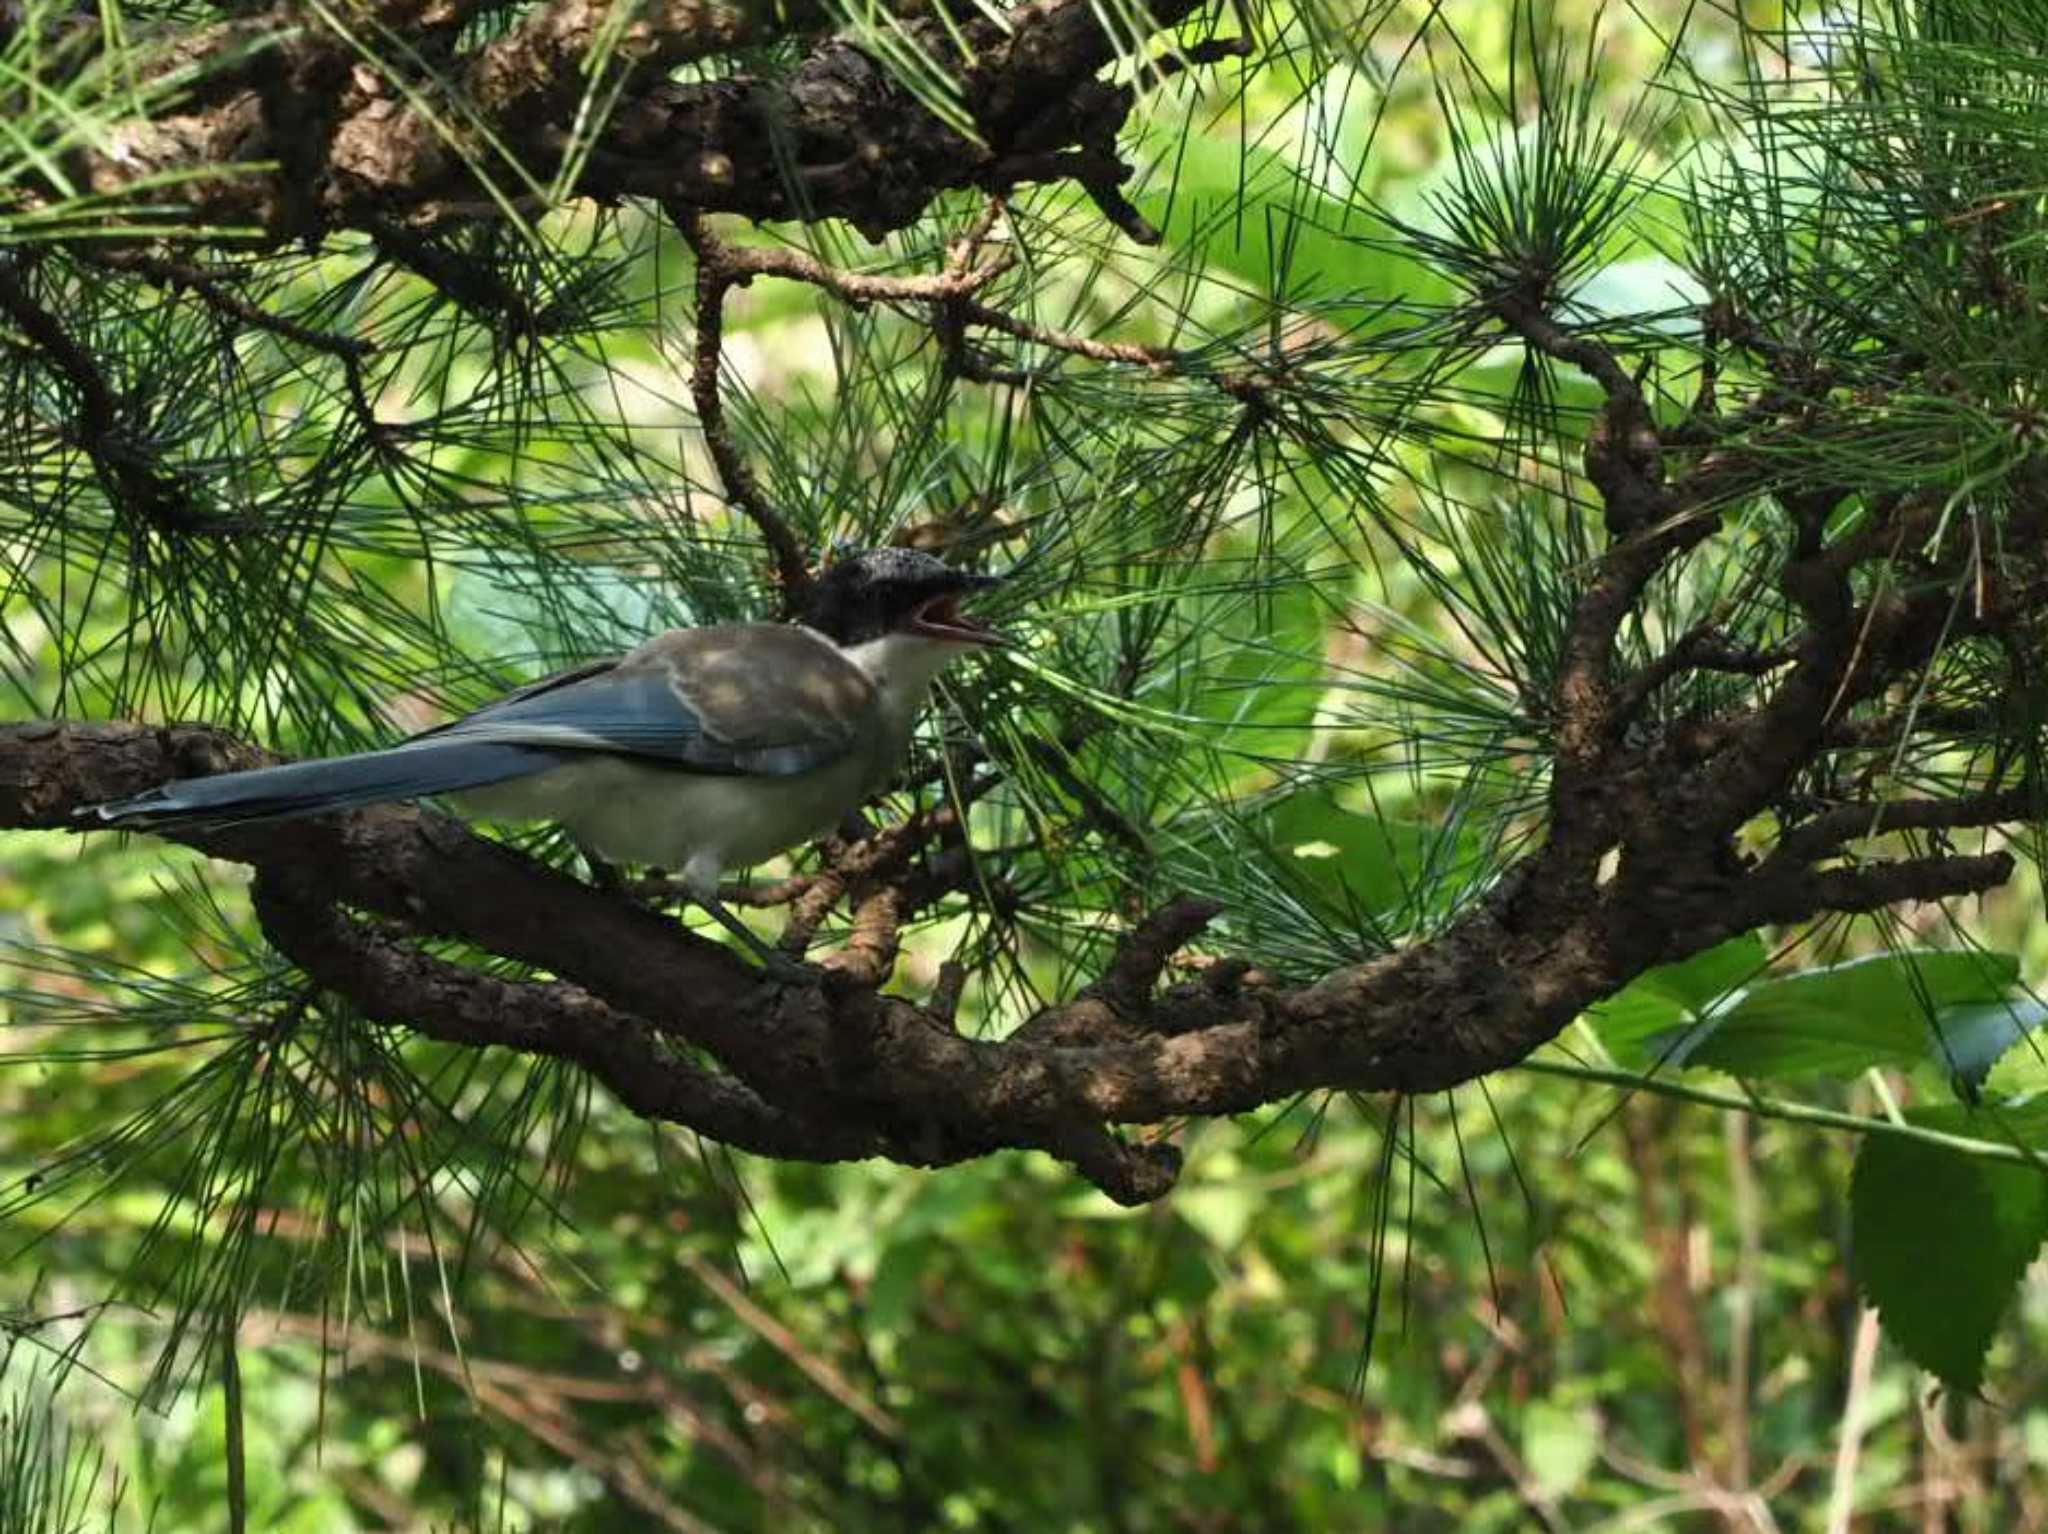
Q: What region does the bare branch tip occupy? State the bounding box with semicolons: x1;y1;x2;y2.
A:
1053;1124;1183;1206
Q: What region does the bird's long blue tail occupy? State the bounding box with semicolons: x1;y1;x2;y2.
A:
75;740;572;831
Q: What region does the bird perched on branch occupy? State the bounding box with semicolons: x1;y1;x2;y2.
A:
79;548;1007;974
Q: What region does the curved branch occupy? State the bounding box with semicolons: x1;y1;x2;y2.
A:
6;715;2026;1201
1775;786;2036;864
249;863;883;1164
674;210;813;607
43;0;1204;245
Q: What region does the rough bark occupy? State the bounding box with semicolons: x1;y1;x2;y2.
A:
5;0;1203;244
0;695;2017;1204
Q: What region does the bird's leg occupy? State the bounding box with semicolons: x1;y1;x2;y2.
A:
682;858;818;985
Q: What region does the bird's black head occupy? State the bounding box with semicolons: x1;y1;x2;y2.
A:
804;548;1006;648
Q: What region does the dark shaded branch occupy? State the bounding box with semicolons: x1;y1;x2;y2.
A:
1043;1124;1183;1206
1489;292;1731;867
1493;289;1640;403
1094;896;1223;1007
1678;479;2040;849
1011;896;1222;1047
673;209;813;607
1773;786;2036;864
50;0;1207;247
1146;33;1254;81
1612;624;1794;727
1823;705;1999;751
1758;852;2016;920
366;219;545;332
0;255;212;534
249;863;882;1163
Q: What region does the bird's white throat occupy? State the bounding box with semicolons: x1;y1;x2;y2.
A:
840;630;976;725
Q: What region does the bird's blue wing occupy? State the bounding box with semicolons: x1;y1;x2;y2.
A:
415;624;872;778
78;625;876;831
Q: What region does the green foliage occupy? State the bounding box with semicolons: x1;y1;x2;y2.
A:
1591;939;2048;1391
1597;947;2028;1081
8;0;2048;1527
0;1358;124;1534
1851;1125;2048;1396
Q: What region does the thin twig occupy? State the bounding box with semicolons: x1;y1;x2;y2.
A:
671;208;815;607
953;294;1176;371
1613;623;1794;726
0;255;211;534
676;1251;904;1442
677;194;1194;391
1519;1058;2045;1167
80;248;384;431
1775;784;2034;863
1825;1305;1883;1534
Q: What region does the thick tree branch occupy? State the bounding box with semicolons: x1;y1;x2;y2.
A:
3;687;2018;1201
1755;852;2016;920
248;864;885;1164
8;452;2033;1218
36;0;1209;247
1490;289;1734;873
464;0;844;123
1010;897;1223;1048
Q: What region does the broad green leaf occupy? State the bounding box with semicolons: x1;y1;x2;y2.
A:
1850;1128;2048;1394
1653;951;2020;1082
1588;933;1768;1066
1935;998;2048;1096
1985;1032;2048;1098
1261;788;1436;925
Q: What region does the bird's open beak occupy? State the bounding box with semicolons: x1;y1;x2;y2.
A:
909;576;1010;647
